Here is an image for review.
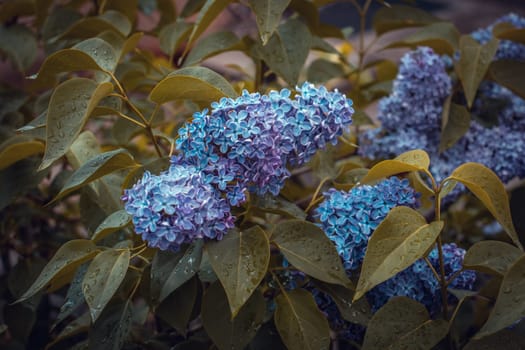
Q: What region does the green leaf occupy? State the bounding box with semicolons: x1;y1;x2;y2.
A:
92;210;132;242
53;149;137;201
88;299;133;350
202;282;266;350
306;58;345;84
39;79;113;170
439;101;471;152
251;194;306;220
0;24;37;72
256;18;312;86
274;288;330;350
464;240;523;276
0;158;48;210
159;20;193;57
489;60;525;100
248;0;291;45
360;149;431;184
156;277;198;336
385;22;459;55
182;0;233;58
18;240;100;302
184;31;244;66
206;226;270;317
372;5;440;35
150;240;203;305
455;35;499;108
354;207;443;300
82;248;130;322
52;264;89;330
351;110;374;126
446;162;522;250
464;329;525;349
149;66;238;105
476;255;525;338
58;10;132;39
271;220;352;288
493;22;525;45
362;297;448;350
0;137;44;170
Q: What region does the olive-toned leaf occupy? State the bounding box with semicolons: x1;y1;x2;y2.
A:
307;58;345;84
52;263;89;330
465;328;525;350
0;137;44;170
489;60;525;100
182;0;233;58
385;22;459;55
39;79;113;170
17;240;100;302
184;31;243;66
150;240;203;305
310;147;338;180
372;5;440;35
206;226;270;316
102;0;138;23
47;312;91;349
58;10;132;40
92;210;132;242
248;0;291;45
82;248;130;322
256;19;312;86
274;288;330;350
88;299;133;350
464;240;523;276
149;66;237;105
159;20;193;57
0;0;35;22
493;22;525;45
476;255;525;338
388;319;449;350
439;101;471;152
180;0;207;17
455;35;499;108
202;282;266;350
157;277;198;336
354;207;443;300
360;149;431;184
251;194;306;220
446;162;522;250
0;24;37;72
272;220;352;288
53;149;137;201
351;110;374;126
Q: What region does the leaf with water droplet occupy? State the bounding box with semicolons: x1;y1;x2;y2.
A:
455;35;499;108
0;136;44;170
475;255;525;339
82;248;130;322
39;79;113;171
156;277;198;336
248;0;291;45
202;282;266;350
150;240;203;306
52;148;137;202
272;220;353;289
446;162;523;250
183;31;244;67
92;210;132;242
17;240;100;302
47;312;91;349
274;288;330;350
52;263;89;330
354;207;443;301
464;240;523;276
205;226;270;317
88;299;133;350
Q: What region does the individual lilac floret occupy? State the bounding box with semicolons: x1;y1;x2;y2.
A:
122;160;235;251
471;13;525;60
316;177;419;271
367;243;476;315
177;83;354;205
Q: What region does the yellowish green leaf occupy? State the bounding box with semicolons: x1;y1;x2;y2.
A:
92;210;132;242
0;137;44;170
464;240;523;276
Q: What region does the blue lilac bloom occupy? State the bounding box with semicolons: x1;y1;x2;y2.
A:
367;243;476;315
176;82;354;205
315;177;419;271
122;160;235;251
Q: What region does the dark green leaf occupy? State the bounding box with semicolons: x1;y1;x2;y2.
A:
385;22;459;55
159;20;193;57
372;5;440;35
156;277;198;336
0;158;48;210
58;10;132;39
455;35;499;108
354;207;443;300
446;162;522;250
351;110;374;126
150;240;203;305
0;136;44;170
489;60;525;100
439;101;471;152
92;210;132;242
465;328;525;350
4;303;36;344
206;226;270;316
272;220;352;288
307;58;345;84
274;288;330;350
0;24;37;72
52;263;89;330
248;0;291;45
184;31;244;66
39;79;113;170
251;194;306;220
202;282;265;350
464;240;523;276
88;299;133;350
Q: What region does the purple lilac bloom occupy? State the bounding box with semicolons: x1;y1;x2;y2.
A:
315;177;420;271
176;82;354;205
122;160;235;251
367;243;476;315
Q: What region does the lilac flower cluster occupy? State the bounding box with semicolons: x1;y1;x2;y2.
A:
177;82;354;205
122;161;235;251
315;177;420;270
368;243;476;315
